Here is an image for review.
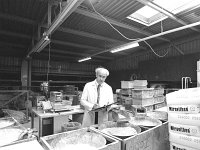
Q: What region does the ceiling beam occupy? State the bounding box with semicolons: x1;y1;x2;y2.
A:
178;4;200;17
0;29;143;56
57;27;125;44
51;39;103;51
0;13;127;45
136;0;200;32
0;30;108;52
27;0;85;57
46;48;113;60
75;7;170;42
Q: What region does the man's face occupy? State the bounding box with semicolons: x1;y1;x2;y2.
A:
96;72;107;84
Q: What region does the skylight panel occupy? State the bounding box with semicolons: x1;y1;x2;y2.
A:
154;0;194;13
127;0;200;26
134;5;158;18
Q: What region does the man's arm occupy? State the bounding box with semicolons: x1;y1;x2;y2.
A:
80;84;95;111
108;86;114;104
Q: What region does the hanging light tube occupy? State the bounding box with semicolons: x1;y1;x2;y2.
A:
110;42;139;53
110;20;200;54
77;20;200;59
78;57;91;62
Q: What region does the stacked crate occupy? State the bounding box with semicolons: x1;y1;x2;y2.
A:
153;88;166;110
119;81;166;111
119;80;148;110
131;88;165;112
131;88;155;111
166;87;200;150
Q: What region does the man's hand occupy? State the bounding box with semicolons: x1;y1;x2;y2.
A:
92;104;100;110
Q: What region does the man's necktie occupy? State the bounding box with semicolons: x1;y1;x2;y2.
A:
97;84;101;104
95;84;101;124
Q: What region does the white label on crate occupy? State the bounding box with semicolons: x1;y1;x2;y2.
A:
168;105;200;114
170;142;199;150
169;123;200;137
169;132;200;150
168;113;200;126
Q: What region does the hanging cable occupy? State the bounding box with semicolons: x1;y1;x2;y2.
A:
88;0;139;41
88;0;168;57
143;40;169;57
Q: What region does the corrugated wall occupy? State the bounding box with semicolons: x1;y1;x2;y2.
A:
0;56;97;75
0;56;21;72
31;59;97;75
107;35;200;71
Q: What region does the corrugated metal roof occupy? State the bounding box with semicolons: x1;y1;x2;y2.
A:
0;0;200;64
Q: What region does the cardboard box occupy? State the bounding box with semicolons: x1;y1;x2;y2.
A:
170;142;199;150
168;113;200;126
168;105;200;114
169;132;200;149
166;88;200;105
169;123;200;137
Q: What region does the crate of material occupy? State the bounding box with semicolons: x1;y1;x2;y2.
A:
132;97;154;107
132;88;155;99
154;88;164;97
40;127;121;150
120;96;133;105
121;80;147;89
92;121;169;150
144;105;154;112
153;96;165;105
120;89;132;96
154;102;166;110
121;81;135;89
131;104;154;112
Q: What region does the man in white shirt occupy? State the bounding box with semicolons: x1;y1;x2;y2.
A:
80;67;114;127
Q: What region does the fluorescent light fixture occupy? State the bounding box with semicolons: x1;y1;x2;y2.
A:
110;42;139;53
78;57;91;62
